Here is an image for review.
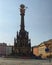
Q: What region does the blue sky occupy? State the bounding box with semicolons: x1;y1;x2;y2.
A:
0;0;52;46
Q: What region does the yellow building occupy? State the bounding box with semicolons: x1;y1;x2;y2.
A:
38;43;48;58
38;39;52;58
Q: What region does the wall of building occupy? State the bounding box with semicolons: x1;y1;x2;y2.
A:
6;46;12;56
38;43;47;58
32;46;39;56
38;40;52;58
0;43;13;56
0;43;7;56
32;39;52;59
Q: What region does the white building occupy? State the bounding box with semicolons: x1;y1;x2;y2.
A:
6;46;13;56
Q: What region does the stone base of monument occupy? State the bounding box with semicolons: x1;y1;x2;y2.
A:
5;52;42;59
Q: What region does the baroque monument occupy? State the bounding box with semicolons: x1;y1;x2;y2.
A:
13;4;31;56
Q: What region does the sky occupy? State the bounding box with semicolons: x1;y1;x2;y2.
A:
0;0;52;46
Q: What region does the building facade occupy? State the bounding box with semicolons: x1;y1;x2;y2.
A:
13;4;31;56
38;39;52;58
32;39;52;58
0;43;7;56
6;46;13;56
32;46;39;56
38;43;47;58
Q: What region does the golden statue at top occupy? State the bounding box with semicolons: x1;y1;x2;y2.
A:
20;4;25;15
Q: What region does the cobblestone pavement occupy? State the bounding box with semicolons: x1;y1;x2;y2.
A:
0;57;52;65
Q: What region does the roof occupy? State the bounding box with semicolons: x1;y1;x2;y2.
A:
0;43;7;46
